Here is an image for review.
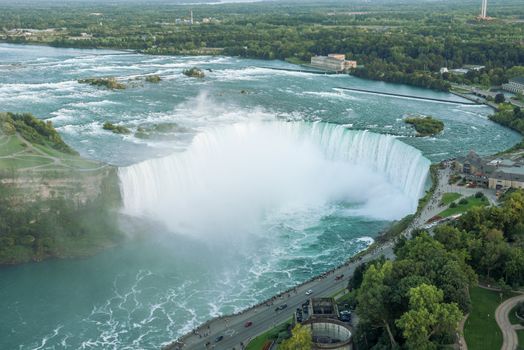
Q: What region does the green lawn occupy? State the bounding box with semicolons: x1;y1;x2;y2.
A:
441;192;462;205
510;305;524;325
464;286;511;350
0;136;25;156
439;196;489;218
0;137;101;171
518;330;524;350
246;319;292;350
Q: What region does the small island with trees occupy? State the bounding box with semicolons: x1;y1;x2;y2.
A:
78;77;126;90
183;67;205;78
404;115;444;136
103;122;131;134
145;75;161;83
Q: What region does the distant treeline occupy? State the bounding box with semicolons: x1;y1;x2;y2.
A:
1;1;523;91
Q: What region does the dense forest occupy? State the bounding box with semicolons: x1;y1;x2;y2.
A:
347;189;524;349
0;0;523;91
490;103;524;135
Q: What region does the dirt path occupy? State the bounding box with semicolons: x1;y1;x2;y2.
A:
495;294;524;350
0;133;107;172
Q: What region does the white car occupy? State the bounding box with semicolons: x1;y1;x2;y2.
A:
305;289;313;295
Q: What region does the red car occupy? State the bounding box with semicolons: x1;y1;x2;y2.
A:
244;321;253;327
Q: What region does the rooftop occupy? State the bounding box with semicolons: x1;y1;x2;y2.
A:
509;76;524;85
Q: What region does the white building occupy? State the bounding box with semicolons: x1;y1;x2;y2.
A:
310;54;357;72
502;77;524;95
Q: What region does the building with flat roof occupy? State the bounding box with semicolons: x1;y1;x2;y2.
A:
310;54;357;73
454;150;524;190
502;77;524;95
488;167;524;190
308;298;340;320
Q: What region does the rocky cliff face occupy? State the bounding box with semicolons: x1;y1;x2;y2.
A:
0;112;123;265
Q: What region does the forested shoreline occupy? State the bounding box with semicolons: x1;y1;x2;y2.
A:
1;0;523;91
348;189;524;349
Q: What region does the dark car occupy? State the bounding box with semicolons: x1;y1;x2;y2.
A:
215;335;224;342
340;310;352;322
244;321;253;327
275;304;288;311
335;274;344;280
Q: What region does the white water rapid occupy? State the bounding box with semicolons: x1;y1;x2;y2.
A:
118;121;430;238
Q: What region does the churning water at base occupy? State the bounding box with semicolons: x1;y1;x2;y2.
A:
119;121;430;238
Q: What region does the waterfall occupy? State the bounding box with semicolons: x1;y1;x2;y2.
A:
118;121;430;237
307;122;430;201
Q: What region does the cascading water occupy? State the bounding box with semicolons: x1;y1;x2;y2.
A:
118;121;430;238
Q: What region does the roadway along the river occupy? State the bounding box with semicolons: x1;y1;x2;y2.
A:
168;244;395;350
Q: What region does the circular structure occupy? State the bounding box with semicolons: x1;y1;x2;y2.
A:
303;318;353;350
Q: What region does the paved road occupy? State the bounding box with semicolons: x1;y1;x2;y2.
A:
166;244;395;350
164;164;455;350
496;294;524;350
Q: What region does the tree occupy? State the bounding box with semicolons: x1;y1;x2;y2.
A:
280;324;312;350
396;284;462;350
495;93;506;104
357;261;398;347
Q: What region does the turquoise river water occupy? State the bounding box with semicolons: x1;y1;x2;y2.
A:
0;43;520;349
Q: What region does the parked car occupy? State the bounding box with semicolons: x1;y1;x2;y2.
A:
335;274;344;280
244;321;253;328
305;289;313;295
215;335;224;342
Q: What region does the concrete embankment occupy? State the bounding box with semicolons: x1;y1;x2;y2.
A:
450;91;499;110
336;86;480;105
260;66;338;75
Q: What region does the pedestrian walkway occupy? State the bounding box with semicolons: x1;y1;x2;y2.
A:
495;294;524;350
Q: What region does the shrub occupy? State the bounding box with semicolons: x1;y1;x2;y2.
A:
183;67;205;78
517;302;524;319
0;112;77;154
495;93;505;104
475;191;485;198
404;116;444;136
78;77;126;89
459;198;469;205
145;75;161;83
103;122;131;134
450;202;458;208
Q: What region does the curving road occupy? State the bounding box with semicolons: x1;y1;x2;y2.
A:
496;294;524;350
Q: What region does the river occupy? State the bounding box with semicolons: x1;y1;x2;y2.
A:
0;43;520;349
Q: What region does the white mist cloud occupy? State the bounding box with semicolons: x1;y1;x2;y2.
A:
119;120;428;240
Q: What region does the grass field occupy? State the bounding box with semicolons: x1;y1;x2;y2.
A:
510;304;524;325
246;319;292;350
441;192;462;205
0;133;101;172
518;330;524;350
464;286;511;350
439;196;489;218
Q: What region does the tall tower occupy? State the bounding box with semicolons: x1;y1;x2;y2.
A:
190;10;194;25
480;0;488;18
